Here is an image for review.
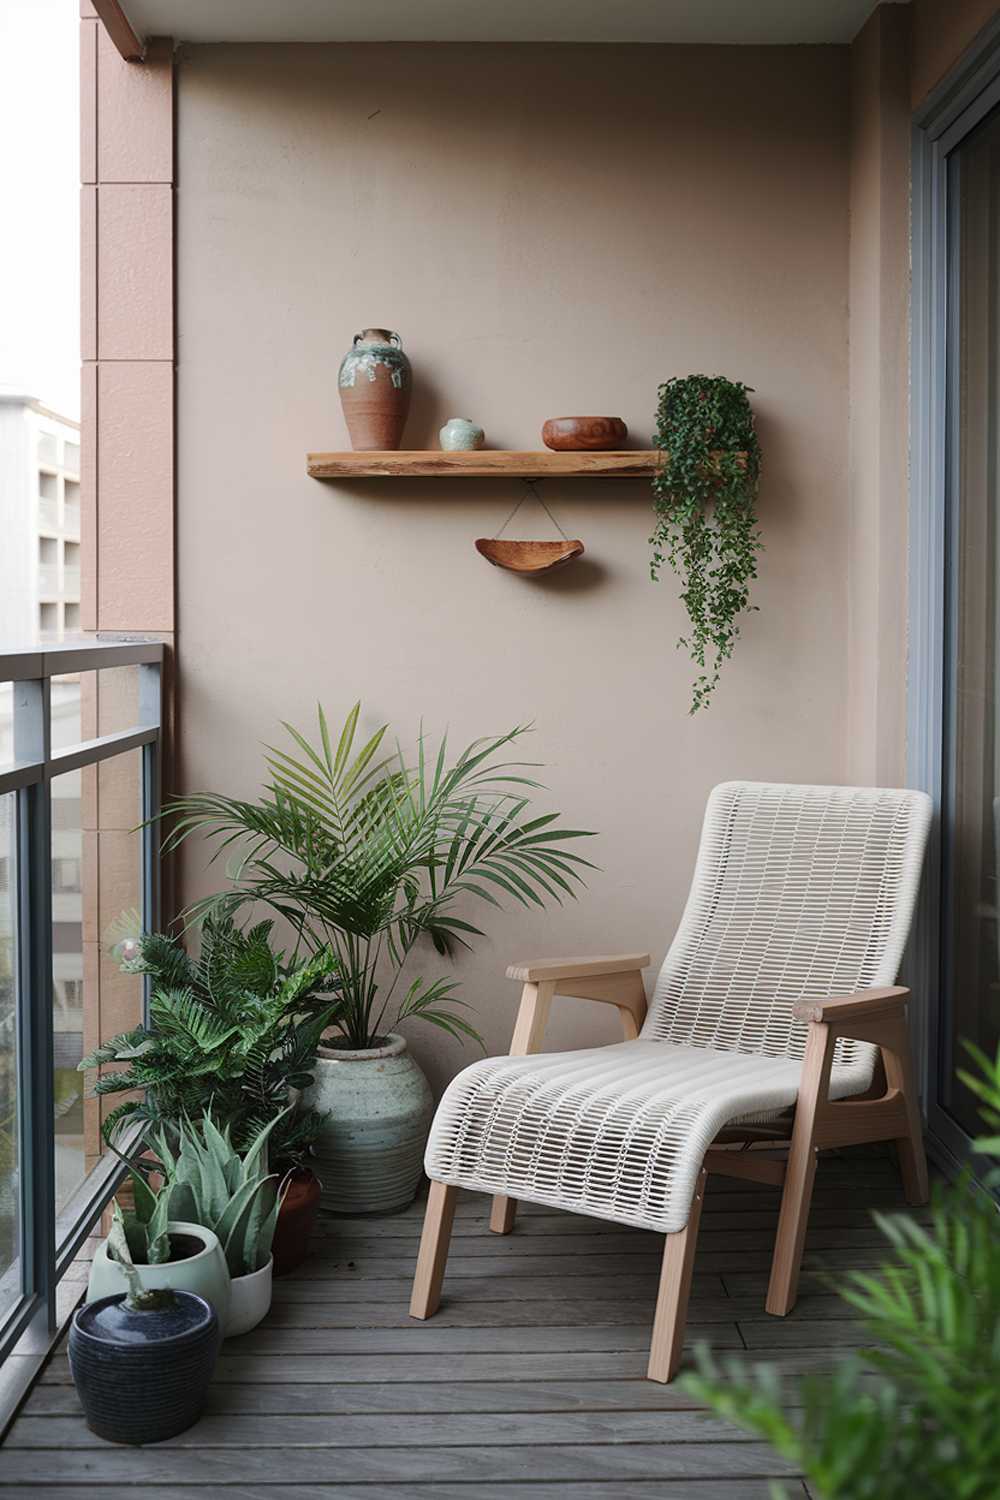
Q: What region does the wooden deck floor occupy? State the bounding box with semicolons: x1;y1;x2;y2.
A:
3;1148;920;1497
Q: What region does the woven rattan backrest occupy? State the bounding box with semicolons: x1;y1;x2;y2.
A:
643;782;932;1071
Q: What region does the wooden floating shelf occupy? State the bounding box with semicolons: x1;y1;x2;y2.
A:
307;450;665;479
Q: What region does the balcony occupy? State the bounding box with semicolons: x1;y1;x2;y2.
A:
37;499;60;534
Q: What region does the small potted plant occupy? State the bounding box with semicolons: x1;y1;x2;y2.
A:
87;1184;231;1326
70;1212;220;1445
82;916;338;1274
131;1111;287;1337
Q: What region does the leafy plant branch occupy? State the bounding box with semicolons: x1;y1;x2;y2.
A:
159;704;596;1051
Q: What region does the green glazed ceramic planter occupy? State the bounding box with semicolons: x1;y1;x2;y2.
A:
303;1034;433;1215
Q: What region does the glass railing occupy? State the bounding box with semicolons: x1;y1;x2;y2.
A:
0;639;163;1365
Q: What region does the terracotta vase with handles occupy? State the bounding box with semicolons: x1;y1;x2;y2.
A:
338;328;412;450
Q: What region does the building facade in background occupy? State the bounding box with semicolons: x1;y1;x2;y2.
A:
0;393;81;645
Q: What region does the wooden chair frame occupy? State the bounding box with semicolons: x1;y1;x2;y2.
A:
410;956;929;1383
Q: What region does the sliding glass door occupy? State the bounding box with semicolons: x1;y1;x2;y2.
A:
940;102;1000;1148
912;26;1000;1172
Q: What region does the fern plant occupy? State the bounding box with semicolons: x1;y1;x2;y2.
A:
158;704;595;1051
79;916;339;1168
651;375;762;713
683;1043;1000;1499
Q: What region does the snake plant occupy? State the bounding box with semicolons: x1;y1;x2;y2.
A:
116;1111;288;1277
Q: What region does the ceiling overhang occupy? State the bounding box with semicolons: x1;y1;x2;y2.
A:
96;0;896;57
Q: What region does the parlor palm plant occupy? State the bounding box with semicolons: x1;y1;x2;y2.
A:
159;705;595;1051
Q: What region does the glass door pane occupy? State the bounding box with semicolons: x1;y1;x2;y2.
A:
942;103;1000;1139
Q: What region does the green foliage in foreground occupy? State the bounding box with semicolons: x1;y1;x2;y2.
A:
683;1044;1000;1500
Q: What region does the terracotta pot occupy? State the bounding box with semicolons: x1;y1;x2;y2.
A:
542;416;627;451
271;1167;322;1277
338;328;412;450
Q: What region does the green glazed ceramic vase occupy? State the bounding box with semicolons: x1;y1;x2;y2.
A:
303;1034;433;1215
338;328;412;451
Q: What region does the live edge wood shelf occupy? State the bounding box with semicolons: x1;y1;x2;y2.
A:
306;450;664;479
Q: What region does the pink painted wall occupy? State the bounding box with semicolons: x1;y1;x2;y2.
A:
79;6;176;1159
174;42;852;1091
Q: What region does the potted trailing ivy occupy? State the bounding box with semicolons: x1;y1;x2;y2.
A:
160;704;594;1216
651;375;762;712
70;1214;220;1445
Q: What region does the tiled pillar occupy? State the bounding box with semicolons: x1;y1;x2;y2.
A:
79;4;175;1161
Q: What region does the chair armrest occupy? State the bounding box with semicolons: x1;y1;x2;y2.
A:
506;953;651;983
792;986;909;1025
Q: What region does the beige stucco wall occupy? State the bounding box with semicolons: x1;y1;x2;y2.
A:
175;42;851;1093
846;3;912;787
911;0;999;107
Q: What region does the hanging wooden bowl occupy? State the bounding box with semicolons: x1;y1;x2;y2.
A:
475;538;584;574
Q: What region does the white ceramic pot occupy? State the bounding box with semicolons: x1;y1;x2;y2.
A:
225;1257;273;1339
302;1033;433;1216
87;1221;231;1327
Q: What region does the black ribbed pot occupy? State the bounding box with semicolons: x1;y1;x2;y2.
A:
69;1291;220;1444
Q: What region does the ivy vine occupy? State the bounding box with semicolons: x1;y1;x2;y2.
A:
650;375;762;713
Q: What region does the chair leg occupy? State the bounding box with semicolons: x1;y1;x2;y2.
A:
766;1021;834;1317
410;1180;457;1320
880;1015;929;1206
490;1194;517;1234
647;1168;706;1383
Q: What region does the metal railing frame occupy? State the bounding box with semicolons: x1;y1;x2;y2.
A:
0;639;164;1364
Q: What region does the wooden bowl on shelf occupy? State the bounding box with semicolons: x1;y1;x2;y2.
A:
475;538;584;574
542;417;628;451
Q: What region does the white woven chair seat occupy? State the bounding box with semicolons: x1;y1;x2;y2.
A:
425;781;932;1238
425;1038;869;1235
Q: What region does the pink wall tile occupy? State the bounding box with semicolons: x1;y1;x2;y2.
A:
96;27;172;183
96;361;174;633
80;18;97;183
80;362;98;633
80;186;97;361
97;184;173;361
79;1;98;17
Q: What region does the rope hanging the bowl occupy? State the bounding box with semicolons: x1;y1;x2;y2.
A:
491;479;571;541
